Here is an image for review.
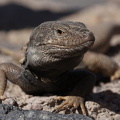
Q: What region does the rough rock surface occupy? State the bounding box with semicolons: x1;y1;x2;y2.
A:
0;104;92;120
1;79;120;120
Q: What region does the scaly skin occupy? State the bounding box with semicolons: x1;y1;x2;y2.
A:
1;22;120;80
0;21;96;115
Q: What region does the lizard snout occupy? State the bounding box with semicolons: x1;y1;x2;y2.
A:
80;29;95;42
77;29;95;50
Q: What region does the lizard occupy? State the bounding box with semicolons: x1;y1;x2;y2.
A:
0;21;96;115
0;22;120;80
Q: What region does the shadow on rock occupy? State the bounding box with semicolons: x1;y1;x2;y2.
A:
88;90;120;114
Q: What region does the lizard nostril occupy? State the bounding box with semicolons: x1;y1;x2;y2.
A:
80;29;94;41
83;33;89;38
80;29;89;37
82;32;89;40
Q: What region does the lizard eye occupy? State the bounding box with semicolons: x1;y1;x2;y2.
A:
56;29;64;35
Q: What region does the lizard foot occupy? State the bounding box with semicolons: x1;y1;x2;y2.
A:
52;96;87;115
111;68;120;80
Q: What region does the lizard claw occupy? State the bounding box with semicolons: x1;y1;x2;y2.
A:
111;68;120;80
52;96;87;115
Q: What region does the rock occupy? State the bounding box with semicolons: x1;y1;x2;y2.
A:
0;104;92;120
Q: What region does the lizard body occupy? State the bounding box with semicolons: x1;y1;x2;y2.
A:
0;22;119;86
1;22;120;80
0;21;96;115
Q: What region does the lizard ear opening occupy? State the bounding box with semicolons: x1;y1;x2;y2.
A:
56;29;64;35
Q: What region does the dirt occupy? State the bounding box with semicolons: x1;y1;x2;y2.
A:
0;1;120;120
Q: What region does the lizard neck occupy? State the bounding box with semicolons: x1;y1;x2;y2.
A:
27;67;69;83
23;55;83;83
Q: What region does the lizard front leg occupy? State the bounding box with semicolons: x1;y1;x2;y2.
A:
53;70;96;115
0;63;38;100
0;70;7;100
0;63;24;100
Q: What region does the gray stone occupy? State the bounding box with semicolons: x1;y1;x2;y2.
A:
0;104;92;120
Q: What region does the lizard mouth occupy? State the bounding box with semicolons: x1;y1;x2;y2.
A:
50;40;94;49
45;39;95;59
46;30;95;50
47;40;94;49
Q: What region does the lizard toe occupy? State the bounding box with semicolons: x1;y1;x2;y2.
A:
53;96;87;115
52;100;68;113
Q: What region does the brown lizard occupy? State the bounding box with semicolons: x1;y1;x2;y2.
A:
1;22;120;80
0;21;96;115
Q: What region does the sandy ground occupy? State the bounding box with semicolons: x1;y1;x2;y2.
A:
0;1;120;120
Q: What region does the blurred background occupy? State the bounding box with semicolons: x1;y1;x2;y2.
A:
0;0;109;30
0;0;119;59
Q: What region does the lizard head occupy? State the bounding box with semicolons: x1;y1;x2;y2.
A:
25;21;95;70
